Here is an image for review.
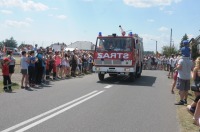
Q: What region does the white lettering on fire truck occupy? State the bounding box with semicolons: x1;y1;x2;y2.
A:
97;53;129;59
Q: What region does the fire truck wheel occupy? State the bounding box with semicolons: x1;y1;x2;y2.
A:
137;68;142;78
129;73;136;82
98;73;105;81
136;66;142;78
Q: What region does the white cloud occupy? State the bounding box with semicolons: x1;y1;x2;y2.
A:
1;9;13;14
123;0;182;8
147;19;155;22
4;17;33;28
57;15;67;20
0;0;48;11
158;26;169;32
5;20;30;28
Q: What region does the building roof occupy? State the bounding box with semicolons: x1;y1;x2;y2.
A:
67;41;95;50
195;35;200;44
50;42;67;47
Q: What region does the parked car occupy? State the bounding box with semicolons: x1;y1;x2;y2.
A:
5;47;20;55
12;51;21;55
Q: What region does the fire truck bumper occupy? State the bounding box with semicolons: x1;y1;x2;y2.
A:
93;66;135;74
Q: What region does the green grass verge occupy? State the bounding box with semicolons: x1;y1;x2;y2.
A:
0;81;20;93
175;89;200;132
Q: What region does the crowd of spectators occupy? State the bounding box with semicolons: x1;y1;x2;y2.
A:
0;45;94;91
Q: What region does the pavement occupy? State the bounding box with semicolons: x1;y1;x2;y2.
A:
0;70;180;132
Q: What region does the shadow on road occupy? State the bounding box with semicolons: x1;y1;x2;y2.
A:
97;75;156;87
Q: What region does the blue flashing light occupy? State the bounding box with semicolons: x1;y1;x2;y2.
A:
99;32;102;36
129;32;133;36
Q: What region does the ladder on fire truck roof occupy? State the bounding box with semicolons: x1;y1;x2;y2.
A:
119;25;132;36
119;25;126;36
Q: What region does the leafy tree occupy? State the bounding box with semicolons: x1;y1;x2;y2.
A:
18;43;26;49
0;41;3;50
162;45;178;57
1;37;18;48
180;34;189;49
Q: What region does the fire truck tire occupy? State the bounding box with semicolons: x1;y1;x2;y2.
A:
137;68;142;78
129;73;136;81
98;73;105;81
136;65;142;78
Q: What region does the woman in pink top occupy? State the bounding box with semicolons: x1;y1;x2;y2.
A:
54;51;62;78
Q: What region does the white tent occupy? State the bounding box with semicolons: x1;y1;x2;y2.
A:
65;48;74;51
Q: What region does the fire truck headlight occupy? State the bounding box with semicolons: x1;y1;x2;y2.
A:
96;67;100;71
124;68;130;72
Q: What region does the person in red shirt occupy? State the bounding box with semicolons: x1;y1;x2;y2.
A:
1;58;12;92
52;60;57;80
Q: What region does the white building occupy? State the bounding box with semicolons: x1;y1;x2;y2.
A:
67;41;95;51
50;42;67;51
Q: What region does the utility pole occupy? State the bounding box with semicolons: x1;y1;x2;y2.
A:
151;39;157;56
170;28;172;54
156;40;157;55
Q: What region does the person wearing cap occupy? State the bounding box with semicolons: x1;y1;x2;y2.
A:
181;40;191;57
175;40;193;105
1;57;12;92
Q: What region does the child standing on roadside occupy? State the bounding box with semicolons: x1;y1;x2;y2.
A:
28;51;36;87
20;51;29;89
171;55;180;94
1;58;12;92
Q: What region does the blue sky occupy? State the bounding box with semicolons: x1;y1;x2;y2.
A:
0;0;200;52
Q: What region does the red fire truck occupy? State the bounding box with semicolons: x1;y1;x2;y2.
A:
93;26;144;81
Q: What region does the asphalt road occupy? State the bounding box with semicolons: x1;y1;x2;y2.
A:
0;70;179;132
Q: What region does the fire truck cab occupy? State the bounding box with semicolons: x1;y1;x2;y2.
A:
93;32;144;81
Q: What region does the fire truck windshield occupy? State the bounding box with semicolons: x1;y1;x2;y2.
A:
96;38;133;52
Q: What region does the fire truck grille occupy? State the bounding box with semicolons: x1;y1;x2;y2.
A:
104;60;112;65
113;60;121;65
94;59;132;66
94;59;102;65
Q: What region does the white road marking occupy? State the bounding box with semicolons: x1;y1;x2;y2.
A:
104;85;113;89
15;90;105;132
1;91;98;132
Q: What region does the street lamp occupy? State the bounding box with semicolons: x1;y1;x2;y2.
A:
151;39;157;55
